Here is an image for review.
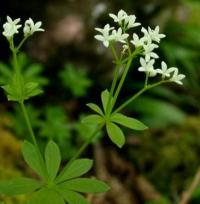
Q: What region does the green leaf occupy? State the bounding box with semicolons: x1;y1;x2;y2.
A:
24;82;43;99
1;72;43;102
111;113;148;131
1;73;24;102
106;122;125;148
28;188;65;204
81;114;104;124
56;159;93;183
101;89;112;113
0;177;41;196
58;189;90;204
86;103;104;116
45;140;61;180
22;140;47;180
58;178;110;193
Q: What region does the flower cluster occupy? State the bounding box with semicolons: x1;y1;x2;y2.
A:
94;9;185;85
2;16;44;40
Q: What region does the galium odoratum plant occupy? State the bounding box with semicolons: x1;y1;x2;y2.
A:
82;9;185;148
0;16;109;204
0;10;185;204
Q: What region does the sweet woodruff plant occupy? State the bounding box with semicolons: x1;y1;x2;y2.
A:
0;10;185;204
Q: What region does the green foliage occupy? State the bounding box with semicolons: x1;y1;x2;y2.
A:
59;64;92;97
22;141;48;180
0;140;109;203
84;89;148;147
0;178;41;196
106;122;125;148
2;73;42;102
110;113;148;130
0;53;48;87
56;159;93;183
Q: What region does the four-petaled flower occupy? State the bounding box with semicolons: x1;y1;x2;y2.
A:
138;58;157;77
141;26;166;43
94;24;114;47
143;40;159;62
109;9;127;24
156;61;175;79
124;15;141;29
23;18;44;37
131;33;144;47
2;16;22;39
170;68;186;85
111;28;129;43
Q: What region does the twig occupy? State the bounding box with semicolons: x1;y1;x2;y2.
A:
179;168;200;204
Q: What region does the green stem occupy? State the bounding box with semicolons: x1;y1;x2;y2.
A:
106;45;122;116
67;123;103;166
16;35;29;52
19;101;38;147
113;80;169;114
56;123;104;183
111;56;133;111
144;73;149;88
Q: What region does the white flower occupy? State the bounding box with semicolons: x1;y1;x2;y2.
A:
138;57;157;77
95;24;114;47
170;68;185;85
2;16;22;39
143;40;159;61
156;61;175;78
109;9;127;23
110;28;129;43
141;26;165;43
124;15;141;29
23;18;44;36
148;26;166;43
130;33;144;47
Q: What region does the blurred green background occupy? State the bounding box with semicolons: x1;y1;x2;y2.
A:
0;0;200;203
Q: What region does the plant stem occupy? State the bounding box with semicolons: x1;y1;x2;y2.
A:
19;101;38;147
56;123;104;183
106;45;122;116
111;56;133;110
69;123;103;166
16;36;29;52
113;80;168;114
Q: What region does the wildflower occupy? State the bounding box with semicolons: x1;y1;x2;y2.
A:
130;33;144;47
141;26;165;43
94;24;114;47
138;57;157;77
109;9;127;24
143;40;159;61
169;68;185;85
2;16;22;39
23;18;44;36
111;28;129;43
124;15;141;29
156;61;175;79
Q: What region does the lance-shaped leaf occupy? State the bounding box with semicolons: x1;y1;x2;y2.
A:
86;103;104;116
24;82;43;99
56;159;93;183
82;114;104;125
22;140;47;180
0;177;41;196
111;113;148;130
58;189;90;204
45;140;61;180
106;122;125;148
28;188;65;204
58;178;109;194
101;89;113;113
